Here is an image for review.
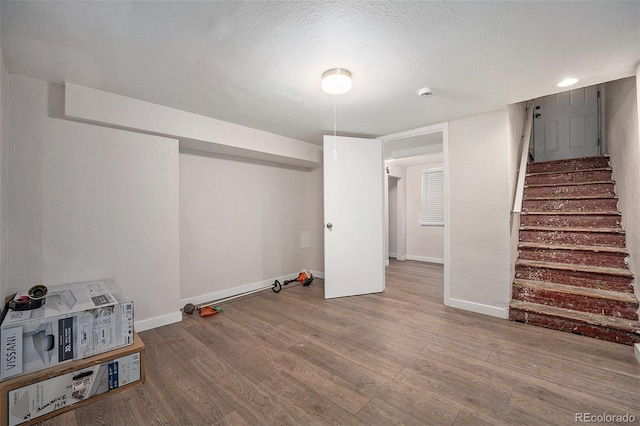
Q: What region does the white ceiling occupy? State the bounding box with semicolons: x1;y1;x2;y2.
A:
1;1;639;145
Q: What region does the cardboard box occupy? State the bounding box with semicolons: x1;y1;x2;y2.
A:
0;280;134;381
0;334;145;426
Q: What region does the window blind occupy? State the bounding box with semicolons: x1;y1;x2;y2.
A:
420;168;444;226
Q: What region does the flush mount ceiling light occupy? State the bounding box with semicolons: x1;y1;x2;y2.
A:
555;78;579;88
418;87;434;98
322;68;352;95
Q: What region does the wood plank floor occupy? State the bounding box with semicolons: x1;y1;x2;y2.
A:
40;260;639;425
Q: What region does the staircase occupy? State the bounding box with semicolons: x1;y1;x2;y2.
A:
509;155;640;345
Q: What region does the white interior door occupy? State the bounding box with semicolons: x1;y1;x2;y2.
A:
533;85;599;162
324;135;385;299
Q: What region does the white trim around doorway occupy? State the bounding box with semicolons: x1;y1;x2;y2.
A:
380;122;450;308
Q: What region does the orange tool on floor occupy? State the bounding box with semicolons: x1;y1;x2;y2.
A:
197;306;222;317
183;303;223;317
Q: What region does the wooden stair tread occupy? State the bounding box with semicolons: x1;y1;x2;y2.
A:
525;180;614;188
527;155;609;167
513;156;640;343
520;211;620;216
512;278;639;304
509;300;640;332
516;259;633;277
519;225;624;234
524;195;617;201
526;167;612;177
518;242;628;254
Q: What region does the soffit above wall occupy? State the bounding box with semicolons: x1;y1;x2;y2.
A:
64;83;322;169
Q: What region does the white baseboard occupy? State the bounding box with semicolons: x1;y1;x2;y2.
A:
406;255;444;264
389;252;397;258
180;272;301;308
447;298;509;319
397;255;408;261
310;270;325;279
138;271;324;332
135;311;182;332
384;259;390;266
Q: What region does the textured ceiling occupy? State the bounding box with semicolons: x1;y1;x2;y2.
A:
1;1;639;145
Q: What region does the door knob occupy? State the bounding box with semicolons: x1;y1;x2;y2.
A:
326;223;333;229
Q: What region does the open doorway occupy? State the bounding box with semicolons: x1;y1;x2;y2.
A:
388;175;399;259
381;123;450;305
385;153;444;263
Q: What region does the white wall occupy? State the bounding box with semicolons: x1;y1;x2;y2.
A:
406;162;444;263
5;74;181;330
388;177;398;256
179;151;319;304
3;73;325;332
448;110;512;318
307;167;324;274
605;75;640;300
508;102;527;281
0;51;6;299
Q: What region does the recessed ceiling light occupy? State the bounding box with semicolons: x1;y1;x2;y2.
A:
322;68;352;95
555;78;579;88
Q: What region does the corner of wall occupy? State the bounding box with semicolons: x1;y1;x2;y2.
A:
7;74;181;324
606;73;640;303
636;64;640;303
307;166;325;273
0;49;7;298
447;110;512;314
507;102;527;284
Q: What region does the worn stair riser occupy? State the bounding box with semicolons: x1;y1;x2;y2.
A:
514;265;634;293
520;214;621;228
522;198;618;212
524;183;615;199
525;169;612;186
519;230;626;247
512;286;639;320
518;248;628;269
509;309;640;345
526;157;611;174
